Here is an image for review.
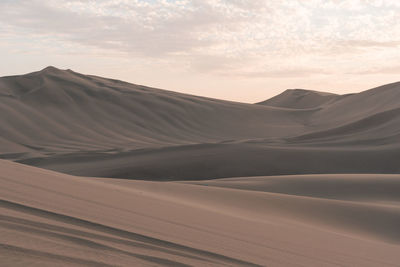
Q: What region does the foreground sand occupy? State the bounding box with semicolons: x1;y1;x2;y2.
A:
1;159;399;266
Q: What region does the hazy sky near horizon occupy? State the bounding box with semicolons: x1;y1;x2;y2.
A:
1;0;400;102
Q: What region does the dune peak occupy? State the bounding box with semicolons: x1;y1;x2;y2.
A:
41;65;60;71
283;88;337;96
39;66;68;75
257;88;340;109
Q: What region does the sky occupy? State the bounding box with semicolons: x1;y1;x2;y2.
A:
0;0;399;103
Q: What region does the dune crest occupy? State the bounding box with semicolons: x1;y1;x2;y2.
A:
257;88;342;109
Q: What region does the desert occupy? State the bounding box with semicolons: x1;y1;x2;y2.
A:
1;67;400;266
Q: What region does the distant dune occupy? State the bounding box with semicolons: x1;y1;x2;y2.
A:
1;160;400;266
1;67;399;179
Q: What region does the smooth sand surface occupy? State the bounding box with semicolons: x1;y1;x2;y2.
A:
1;160;400;266
1;67;400;179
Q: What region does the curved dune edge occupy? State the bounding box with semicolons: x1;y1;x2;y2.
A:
97;175;400;244
1;159;400;266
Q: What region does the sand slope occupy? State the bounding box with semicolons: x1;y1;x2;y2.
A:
1;159;400;266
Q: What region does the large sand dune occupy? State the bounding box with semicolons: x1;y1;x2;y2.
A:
1;160;400;266
1;67;400;179
0;67;307;159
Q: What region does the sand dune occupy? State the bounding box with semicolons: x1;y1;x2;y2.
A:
1;68;400;266
1;160;400;266
0;66;307;160
1;67;400;179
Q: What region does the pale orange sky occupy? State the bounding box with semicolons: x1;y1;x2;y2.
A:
1;0;399;103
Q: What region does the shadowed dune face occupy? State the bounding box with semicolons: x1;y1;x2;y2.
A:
1;160;400;266
18;142;400;180
1;67;400;179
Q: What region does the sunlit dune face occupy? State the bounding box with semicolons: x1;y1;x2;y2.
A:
0;0;399;102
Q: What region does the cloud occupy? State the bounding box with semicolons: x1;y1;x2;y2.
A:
0;0;400;78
